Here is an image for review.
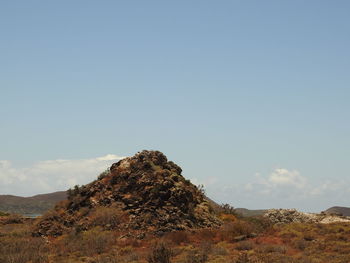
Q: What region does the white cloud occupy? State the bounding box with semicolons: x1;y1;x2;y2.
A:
96;154;125;161
268;168;306;189
202;168;350;212
0;154;125;196
309;181;346;196
0;160;26;185
241;168;307;195
190;177;218;188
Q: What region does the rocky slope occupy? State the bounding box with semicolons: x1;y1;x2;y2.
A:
34;150;221;237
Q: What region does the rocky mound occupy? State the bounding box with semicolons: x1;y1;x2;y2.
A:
34;150;221;237
264;209;350;224
264;209;318;224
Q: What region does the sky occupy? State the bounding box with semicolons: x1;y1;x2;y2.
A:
1;1;350;212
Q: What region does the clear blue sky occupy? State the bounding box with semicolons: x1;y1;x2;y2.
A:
1;1;349;211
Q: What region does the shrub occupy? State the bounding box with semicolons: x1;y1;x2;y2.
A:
196;228;216;241
253;253;295;263
117;237;142;248
219;220;255;242
58;227;115;257
293;238;308;251
116;246;139;261
0;211;9;216
123;251;140;262
184;249;208;263
211;243;228;256
67;188;74;200
165;230;189;245
220;204;237;215
199;240;213;254
81;228;115;256
220;214;237;223
147;243;173;263
234;252;250;263
54;199;70;210
243;216;273;233
0;236;49;263
255;244;287;254
90;254;120;263
3;214;24;224
235;240;254;251
98;169;110;180
197;184;206;195
303;233;316;241
89;206;128;230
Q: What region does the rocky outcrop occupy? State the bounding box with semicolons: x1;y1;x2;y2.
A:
264;209;350;224
34;150;221;237
264;209;318;224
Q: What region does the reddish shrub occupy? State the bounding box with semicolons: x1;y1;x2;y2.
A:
165;231;189;245
147;243;173;263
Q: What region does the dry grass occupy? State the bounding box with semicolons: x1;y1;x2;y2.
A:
89;206;129;230
2;214;350;263
147;243;173;263
164;230;190;245
235;240;255;251
0;236;49;263
2;214;24;224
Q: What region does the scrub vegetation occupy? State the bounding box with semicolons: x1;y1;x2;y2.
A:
1;211;350;263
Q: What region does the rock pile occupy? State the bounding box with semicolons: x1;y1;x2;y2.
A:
34;150;221;237
264;209;350;224
264;209;318;224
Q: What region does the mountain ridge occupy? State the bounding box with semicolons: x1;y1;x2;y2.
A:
0;191;67;214
323;206;350;217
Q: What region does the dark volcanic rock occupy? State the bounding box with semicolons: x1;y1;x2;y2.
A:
34;150;221;237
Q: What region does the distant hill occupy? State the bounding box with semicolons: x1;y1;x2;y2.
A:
323;206;350;217
204;197;267;217
0;191;67;215
235;208;267;217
